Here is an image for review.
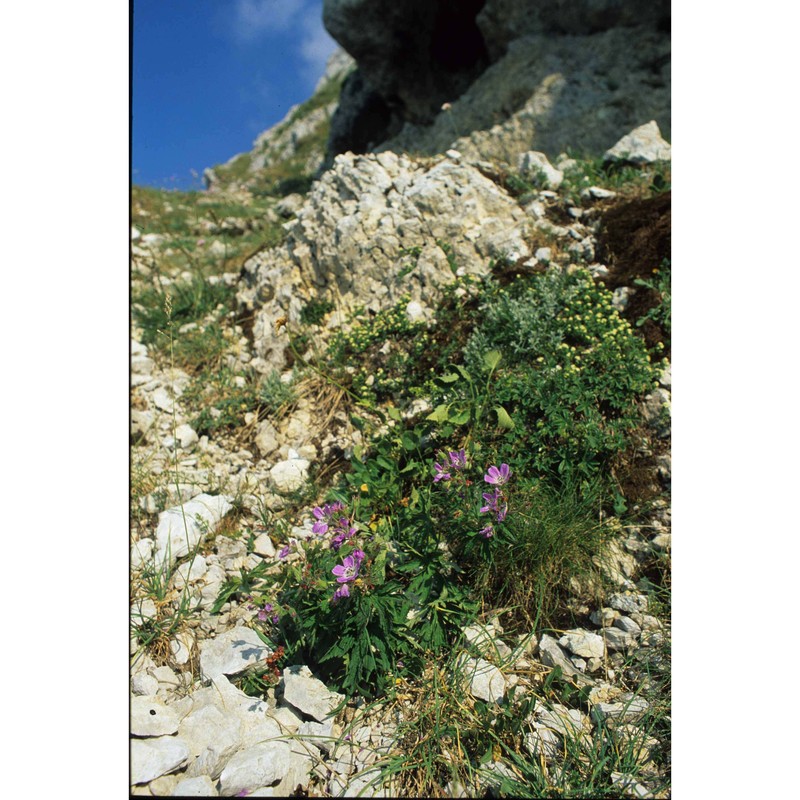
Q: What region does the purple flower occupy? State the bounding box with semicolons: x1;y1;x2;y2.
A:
448;449;468;469
351;549;366;565
495;503;508;523
332;554;362;583
330;520;358;551
332;583;350;603
480;488;502;514
433;461;452;483
278;545;290;559
312;501;346;535
479;525;494;538
484;463;511;485
271;614;280;624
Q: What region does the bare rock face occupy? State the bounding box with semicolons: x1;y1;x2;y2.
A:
323;0;670;166
238;149;530;370
323;0;489;126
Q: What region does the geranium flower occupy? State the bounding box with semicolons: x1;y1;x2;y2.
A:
484;463;511;485
479;525;494;538
433;462;451;483
311;501;346;534
448;449;467;469
332;554;361;583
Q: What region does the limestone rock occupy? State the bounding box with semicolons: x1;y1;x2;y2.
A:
131;695;180;737
604;120;671;165
282;665;345;722
455;653;507;704
130;736;190;785
199;626;272;682
559;630;605;659
218;741;293;797
239;151;530;371
171;775;218;796
270;451;310;494
154;493;233;567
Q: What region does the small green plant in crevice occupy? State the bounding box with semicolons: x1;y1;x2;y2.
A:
633;258;671;334
558;155;672;206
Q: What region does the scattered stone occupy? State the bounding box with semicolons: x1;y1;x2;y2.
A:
608;593;648;615
604;120;671;165
524;725;560;760
533;704;586;737
282;665;345;722
130;736;190;785
131;695;180;737
592;695;649;724
154;493;234;567
517;150;563;189
538;634;594;685
253;531;276;558
559;630;605;659
199;626;272;682
455;654;507;704
131;673;160;697
217;740;293;796
270;451;310;493
603;627;636;653
175;423;199;449
590;607;620;628
171;775;218;796
611;771;654;798
614;616;642;637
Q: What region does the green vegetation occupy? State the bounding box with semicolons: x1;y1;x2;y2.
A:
131;147;670;796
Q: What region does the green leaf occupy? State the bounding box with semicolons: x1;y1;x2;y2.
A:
386;405;403;421
436;372;461;385
448;409;471;425
494;406;515;429
427;403;451;422
483;349;502;372
454;365;473;383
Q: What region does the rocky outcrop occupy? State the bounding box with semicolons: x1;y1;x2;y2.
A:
238;148;531;370
324;0;670;169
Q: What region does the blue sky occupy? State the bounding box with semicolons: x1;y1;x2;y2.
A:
133;0;338;190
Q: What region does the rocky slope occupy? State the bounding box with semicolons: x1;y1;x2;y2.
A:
131;4;671;796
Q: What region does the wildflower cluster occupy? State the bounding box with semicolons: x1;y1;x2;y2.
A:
432;448;512;539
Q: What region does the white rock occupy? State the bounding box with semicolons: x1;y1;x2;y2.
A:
534;704;585;737
534;246;552;262
130;736;190;785
517;150;563;188
524;725;560;759
614;616;642;636
131;538;155;570
592;696;649;723
176;423;199;449
270;456;310;494
253;532;276;558
170;630;195;665
171;775;218;796
405;300;425;323
603;628;636;652
604;120;671;165
608;593;648;614
218;741;293;796
131;695;180;736
255;419;280;457
131;673;159;697
282;665;345;722
590;607;619;628
581;186;617;200
131;597;157;624
455;654;507;704
152;387;176;412
170;555;208;589
297;719;336;753
559;630;605;659
154;493;233;567
199;625;272;682
610;772;653;799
